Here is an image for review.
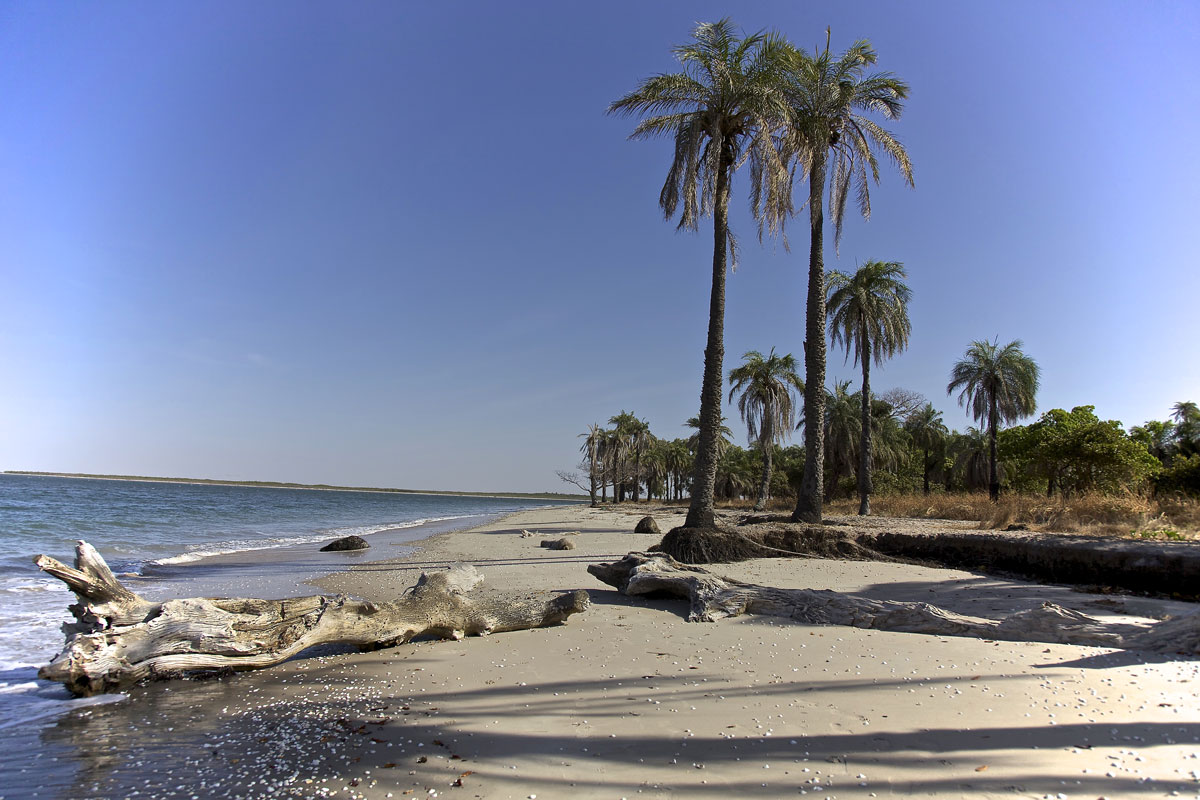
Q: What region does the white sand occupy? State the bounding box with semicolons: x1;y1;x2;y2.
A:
299;504;1200;799
42;504;1200;800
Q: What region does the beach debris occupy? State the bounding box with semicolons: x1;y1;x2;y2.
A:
540;538;576;550
320;534;370;552
588;551;1200;655
520;530;536;538
33;540;591;696
634;516;660;534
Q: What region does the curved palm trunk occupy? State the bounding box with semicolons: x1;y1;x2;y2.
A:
684;143;734;530
857;332;873;516
754;417;774;511
988;398;1000;502
793;158;827;524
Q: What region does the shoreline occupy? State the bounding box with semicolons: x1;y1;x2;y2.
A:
12;504;1200;799
1;471;587;502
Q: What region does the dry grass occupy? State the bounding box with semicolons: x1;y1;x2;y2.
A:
824;492;1200;539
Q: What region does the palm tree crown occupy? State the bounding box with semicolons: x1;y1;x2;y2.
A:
779;32;914;524
728;348;804;510
609;19;790;529
826;260;912;515
947;339;1040;501
826;261;912;369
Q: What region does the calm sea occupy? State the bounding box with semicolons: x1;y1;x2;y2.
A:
0;473;577;728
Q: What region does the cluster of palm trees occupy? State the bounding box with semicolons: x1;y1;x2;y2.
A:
600;19;1188;523
610;20;913;527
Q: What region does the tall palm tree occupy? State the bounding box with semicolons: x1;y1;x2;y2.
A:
948;427;991;492
826;261;912;514
610;20;790;530
947;339;1040;501
821;380;861;499
728;348;804;510
578;423;604;506
770;33;913;524
905;403;948;495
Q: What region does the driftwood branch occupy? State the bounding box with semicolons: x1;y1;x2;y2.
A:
36;541;590;696
588;552;1199;656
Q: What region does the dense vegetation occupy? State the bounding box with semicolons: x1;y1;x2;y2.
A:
566;396;1199;514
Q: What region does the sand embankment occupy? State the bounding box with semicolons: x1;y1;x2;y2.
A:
39;504;1200;799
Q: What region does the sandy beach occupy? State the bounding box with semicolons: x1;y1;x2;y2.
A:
22;504;1200;800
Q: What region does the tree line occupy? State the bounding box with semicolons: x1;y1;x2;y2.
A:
567;390;1199;509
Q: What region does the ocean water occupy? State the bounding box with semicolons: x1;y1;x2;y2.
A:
0;473;576;729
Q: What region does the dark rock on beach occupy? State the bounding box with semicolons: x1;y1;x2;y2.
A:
634;515;660;534
320;535;370;552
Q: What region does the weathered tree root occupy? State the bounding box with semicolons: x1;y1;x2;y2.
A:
588;552;1199;656
36;541;590;696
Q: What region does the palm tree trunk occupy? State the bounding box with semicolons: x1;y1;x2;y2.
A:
793;157;827;524
589;448;598;507
922;448;930;496
684;142;734;530
754;419;773;512
988;400;1000;502
858;333;873;516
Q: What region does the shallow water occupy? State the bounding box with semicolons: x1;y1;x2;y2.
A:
0;472;577;796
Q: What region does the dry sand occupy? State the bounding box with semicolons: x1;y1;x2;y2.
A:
34;505;1200;799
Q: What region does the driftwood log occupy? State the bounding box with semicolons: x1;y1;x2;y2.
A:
588;552;1200;656
35;540;590;696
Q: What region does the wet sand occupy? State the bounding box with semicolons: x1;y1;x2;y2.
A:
15;505;1200;799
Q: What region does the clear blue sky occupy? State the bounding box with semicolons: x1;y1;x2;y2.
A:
2;2;1197;492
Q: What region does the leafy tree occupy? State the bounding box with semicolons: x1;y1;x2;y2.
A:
947;339;1040;501
1155;454;1200;496
728;348;804;510
769;33;913;524
610;20;789;529
1130;419;1178;465
1018;406;1159;495
905;403;948;495
826;261;912;514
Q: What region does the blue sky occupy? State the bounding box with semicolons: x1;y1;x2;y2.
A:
2;2;1197;492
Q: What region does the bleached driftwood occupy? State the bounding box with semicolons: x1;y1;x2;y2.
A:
588;552;1199;656
36;540;590;696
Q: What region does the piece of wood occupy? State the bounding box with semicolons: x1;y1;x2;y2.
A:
36;541;590;696
588;552;1199;656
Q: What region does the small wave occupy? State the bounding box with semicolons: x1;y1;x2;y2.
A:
149;514;476;566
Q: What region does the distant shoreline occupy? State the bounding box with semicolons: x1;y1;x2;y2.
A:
2;470;587;502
